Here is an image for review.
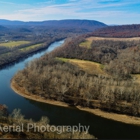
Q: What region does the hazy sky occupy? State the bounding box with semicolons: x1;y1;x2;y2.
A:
0;0;140;25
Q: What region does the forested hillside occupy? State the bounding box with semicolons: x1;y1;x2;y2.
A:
12;24;140;116
90;24;140;37
0;19;107;31
0;19;107;68
0;28;83;68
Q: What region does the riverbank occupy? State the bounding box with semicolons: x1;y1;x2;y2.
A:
0;38;65;70
11;80;140;126
11;80;69;108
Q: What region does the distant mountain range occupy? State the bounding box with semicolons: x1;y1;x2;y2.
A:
0;25;8;31
0;19;107;31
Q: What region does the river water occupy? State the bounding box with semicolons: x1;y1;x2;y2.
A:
0;40;140;138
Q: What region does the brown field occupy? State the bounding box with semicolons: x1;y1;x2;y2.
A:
20;43;43;51
57;57;106;75
79;36;140;49
0;41;30;48
87;36;140;41
132;74;140;84
79;40;92;48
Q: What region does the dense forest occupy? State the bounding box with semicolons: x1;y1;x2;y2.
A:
90;24;140;37
0;19;108;139
12;24;140;116
0;28;86;68
0;19;107;68
50;37;140;64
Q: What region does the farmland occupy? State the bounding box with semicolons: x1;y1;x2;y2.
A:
0;41;30;48
20;43;43;51
57;57;105;75
79;36;140;49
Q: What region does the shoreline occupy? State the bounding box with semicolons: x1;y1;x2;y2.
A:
11;80;140;126
11;80;69;108
0;38;65;70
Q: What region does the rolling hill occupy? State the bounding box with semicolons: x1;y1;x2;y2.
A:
0;19;107;31
0;25;8;31
91;24;140;37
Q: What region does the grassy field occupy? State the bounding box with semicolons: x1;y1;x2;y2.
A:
0;41;30;48
20;43;43;51
131;74;140;84
56;57;69;62
87;36;140;41
57;57;106;75
79;40;92;49
79;36;140;49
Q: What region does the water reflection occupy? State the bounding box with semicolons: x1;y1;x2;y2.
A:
0;39;140;138
25;97;140;139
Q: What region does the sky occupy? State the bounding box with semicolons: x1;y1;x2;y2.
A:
0;0;140;25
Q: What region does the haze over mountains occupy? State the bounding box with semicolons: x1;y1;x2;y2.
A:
0;19;107;31
1;19;140;37
0;25;8;31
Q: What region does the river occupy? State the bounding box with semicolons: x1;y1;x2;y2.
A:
0;40;140;139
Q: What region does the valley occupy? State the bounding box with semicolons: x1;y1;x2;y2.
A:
11;33;140;118
1;19;140;139
0;0;140;139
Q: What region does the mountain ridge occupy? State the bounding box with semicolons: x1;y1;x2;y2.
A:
0;19;107;31
0;25;8;31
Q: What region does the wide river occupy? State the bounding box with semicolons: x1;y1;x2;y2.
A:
0;40;140;138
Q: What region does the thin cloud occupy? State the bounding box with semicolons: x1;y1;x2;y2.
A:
99;0;121;4
0;1;16;5
0;0;139;24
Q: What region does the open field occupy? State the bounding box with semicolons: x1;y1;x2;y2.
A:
132;74;140;84
79;40;91;48
57;57;106;75
0;41;30;48
87;36;140;41
20;43;43;51
79;36;140;48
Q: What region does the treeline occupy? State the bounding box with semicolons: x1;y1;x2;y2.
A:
0;26;92;42
50;36;140;64
90;24;140;37
49;36;140;79
12;25;140;117
0;25;93;68
0;36;65;68
105;45;140;79
13;57;140;116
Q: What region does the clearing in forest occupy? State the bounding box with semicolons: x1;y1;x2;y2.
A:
87;36;140;41
79;40;92;48
79;36;140;49
20;43;43;51
131;74;140;84
0;41;30;48
57;57;106;75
